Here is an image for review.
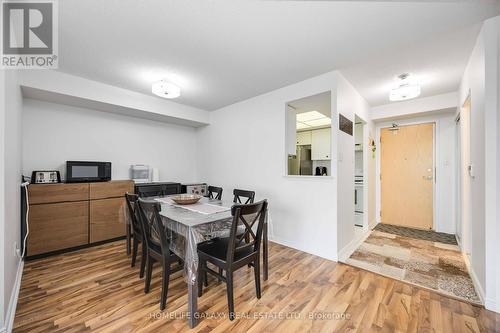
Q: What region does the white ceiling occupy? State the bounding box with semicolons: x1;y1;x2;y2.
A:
58;0;500;110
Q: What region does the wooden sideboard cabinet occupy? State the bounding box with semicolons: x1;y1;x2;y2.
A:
27;180;134;257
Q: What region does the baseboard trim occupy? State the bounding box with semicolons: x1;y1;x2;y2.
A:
462;253;485;304
484;298;499;313
338;227;371;262
269;236;337;262
1;259;24;333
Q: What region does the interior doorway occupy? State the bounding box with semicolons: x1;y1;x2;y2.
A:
456;95;472;258
380;122;435;229
354;115;366;228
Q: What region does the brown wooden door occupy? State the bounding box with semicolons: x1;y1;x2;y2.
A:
381;123;434;229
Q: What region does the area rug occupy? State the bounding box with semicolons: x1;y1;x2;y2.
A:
346;230;481;304
374;223;457;245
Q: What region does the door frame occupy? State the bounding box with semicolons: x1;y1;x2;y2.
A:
375;119;437;230
456;93;472;256
354;113;369;231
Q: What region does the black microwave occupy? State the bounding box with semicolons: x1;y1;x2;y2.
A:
66;161;111;183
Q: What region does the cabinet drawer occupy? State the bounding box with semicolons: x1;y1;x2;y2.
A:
28;183;89;204
90;198;127;243
27;201;89;256
90;180;134;200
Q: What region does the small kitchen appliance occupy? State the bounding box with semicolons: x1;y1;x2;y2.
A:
31;170;61;184
130;165;150;183
66;161;111;183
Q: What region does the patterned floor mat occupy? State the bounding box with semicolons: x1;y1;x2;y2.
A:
346;230;480;304
374;223;457;245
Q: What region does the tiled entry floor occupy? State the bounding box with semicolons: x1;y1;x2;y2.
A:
346;230;481;304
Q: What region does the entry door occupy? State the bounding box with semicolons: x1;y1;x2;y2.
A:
381;123;434;229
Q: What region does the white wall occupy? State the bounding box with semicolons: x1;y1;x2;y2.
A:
22;99;199;183
197;71;340;261
375;113;457;234
459;15;500;313
459;19;486;302
0;66;5;333
197;70;371;261
0;69;23;333
371;92;458;121
335;74;372;254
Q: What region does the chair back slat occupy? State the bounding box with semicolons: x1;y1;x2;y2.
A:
226;200;267;265
125;193;141;236
207;186;223;200
137;198;172;256
233;189;255;204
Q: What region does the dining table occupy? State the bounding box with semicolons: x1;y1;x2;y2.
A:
154;195;269;328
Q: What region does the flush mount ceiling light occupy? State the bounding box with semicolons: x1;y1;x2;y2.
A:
296;110;331;129
152;80;181;99
389;73;421;102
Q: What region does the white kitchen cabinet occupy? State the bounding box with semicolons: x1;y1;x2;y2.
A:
296;131;312;145
286;106;297;155
311;128;331;160
355;123;363;145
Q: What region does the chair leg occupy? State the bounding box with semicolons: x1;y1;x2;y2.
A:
139;241;146;278
197;258;204;297
131;236;139;267
254;257;261;299
203;262;208;287
218;268;223;282
126;224;131;256
160;257;170;311
227;271;235;320
144;256;153;294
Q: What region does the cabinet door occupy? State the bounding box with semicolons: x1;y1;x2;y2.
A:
296;131;312;145
28;201;89;256
90;198;126;243
311;128;331;160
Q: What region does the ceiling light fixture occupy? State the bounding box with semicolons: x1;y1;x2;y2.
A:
152;80;181;99
296;110;331;129
389;73;421;102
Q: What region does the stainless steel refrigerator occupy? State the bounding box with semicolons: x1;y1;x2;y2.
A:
288;145;312;176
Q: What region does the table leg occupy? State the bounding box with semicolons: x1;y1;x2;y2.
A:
263;221;268;281
187;282;198;328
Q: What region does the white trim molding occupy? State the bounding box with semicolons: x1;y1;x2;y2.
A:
338;227;371;262
462;253;485;304
2;260;23;333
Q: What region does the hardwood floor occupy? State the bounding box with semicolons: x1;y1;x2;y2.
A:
14;240;500;332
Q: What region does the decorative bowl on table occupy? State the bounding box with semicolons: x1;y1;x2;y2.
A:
171;194;202;205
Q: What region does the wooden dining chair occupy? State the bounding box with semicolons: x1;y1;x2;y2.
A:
137;198;183;311
233;189;255;204
125;193;147;278
207;186;223;200
197;200;268;320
